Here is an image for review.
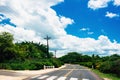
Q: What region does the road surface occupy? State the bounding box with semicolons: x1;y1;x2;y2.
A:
25;64;103;80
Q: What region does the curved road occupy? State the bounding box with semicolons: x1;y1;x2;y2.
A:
25;64;103;80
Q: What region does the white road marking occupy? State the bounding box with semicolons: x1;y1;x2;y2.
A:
31;75;41;78
46;76;57;80
36;75;89;80
57;76;66;80
64;69;74;77
37;75;49;79
82;78;90;80
70;77;78;80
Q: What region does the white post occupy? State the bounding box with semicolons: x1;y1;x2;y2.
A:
44;65;46;69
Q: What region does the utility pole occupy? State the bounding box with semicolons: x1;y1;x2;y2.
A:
54;50;57;58
44;35;51;58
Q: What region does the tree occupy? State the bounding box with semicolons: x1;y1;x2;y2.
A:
15;41;49;59
109;54;120;61
112;59;120;76
82;55;92;62
0;32;14;46
0;32;16;62
59;52;83;63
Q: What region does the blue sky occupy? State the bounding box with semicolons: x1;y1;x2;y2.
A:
0;0;120;57
0;14;16;27
52;0;120;42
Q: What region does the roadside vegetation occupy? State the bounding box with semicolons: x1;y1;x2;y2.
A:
0;32;63;70
59;52;120;79
92;69;120;80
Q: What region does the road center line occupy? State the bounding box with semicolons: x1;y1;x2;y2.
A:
64;69;73;77
64;65;76;77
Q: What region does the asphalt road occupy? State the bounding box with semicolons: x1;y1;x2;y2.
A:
25;64;103;80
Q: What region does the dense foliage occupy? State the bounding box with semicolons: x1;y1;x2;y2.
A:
0;32;63;70
98;54;120;77
0;32;16;62
59;52;92;63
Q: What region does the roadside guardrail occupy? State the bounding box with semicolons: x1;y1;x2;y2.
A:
44;65;55;69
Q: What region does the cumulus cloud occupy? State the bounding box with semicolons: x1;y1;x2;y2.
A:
88;0;111;10
105;11;119;18
0;25;42;43
88;0;120;10
0;0;73;39
49;35;120;57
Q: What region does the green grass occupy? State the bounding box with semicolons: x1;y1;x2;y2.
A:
92;69;120;80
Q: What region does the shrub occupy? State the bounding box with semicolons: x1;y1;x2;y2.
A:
10;63;25;70
0;58;63;70
111;59;120;77
80;62;92;68
98;60;120;77
0;63;11;69
50;58;63;68
98;61;113;73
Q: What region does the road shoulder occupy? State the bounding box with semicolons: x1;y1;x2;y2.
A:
0;65;66;80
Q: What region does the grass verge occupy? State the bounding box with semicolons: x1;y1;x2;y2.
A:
92;69;120;80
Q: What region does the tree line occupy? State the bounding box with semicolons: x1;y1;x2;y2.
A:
0;32;63;70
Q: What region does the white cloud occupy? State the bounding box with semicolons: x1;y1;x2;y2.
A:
88;0;111;10
114;0;120;6
59;16;74;28
80;27;94;35
105;11;119;18
0;0;73;39
0;25;42;43
50;35;120;57
0;0;120;57
80;27;89;31
88;0;120;10
88;32;94;35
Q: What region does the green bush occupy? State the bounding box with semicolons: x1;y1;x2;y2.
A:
98;61;113;73
80;62;92;68
111;59;120;77
0;58;63;70
98;59;120;77
50;58;63;68
32;61;53;70
0;63;11;69
31;62;44;70
10;63;25;70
